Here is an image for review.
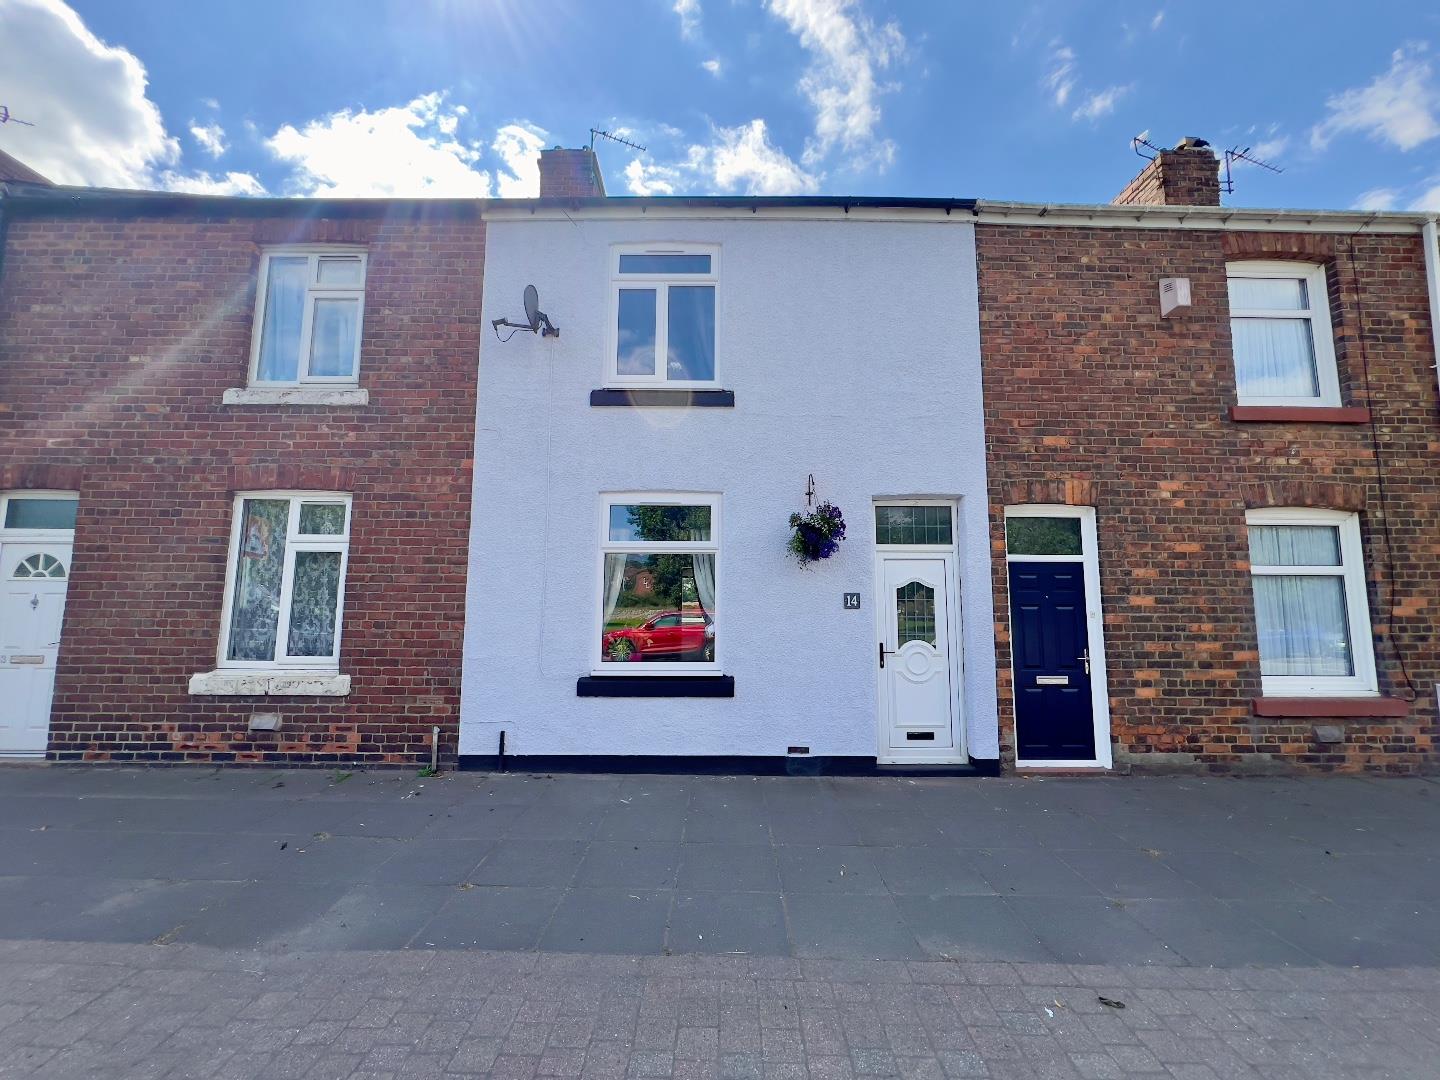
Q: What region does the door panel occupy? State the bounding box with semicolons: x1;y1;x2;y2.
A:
0;542;71;755
1009;561;1096;761
879;557;956;755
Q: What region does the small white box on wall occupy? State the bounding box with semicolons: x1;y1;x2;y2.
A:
1159;277;1192;317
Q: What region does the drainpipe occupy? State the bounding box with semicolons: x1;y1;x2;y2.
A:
1425;217;1440;414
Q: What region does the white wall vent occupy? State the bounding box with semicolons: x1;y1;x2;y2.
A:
1159;277;1192;317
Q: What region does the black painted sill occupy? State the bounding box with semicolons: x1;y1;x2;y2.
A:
590;388;734;408
577;675;735;698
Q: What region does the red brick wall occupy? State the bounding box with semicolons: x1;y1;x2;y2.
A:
0;209;484;765
537;148;606;198
977;223;1440;774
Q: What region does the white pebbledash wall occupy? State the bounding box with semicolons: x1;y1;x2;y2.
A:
461;211;998;761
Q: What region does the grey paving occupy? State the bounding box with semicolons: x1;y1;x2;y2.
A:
0;941;1435;1078
0;766;1437;969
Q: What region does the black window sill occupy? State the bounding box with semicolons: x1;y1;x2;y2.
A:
590;389;734;408
577;675;735;698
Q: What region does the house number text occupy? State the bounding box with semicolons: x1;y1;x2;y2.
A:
843;593;861;610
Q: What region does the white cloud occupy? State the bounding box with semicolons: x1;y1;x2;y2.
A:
674;0;702;40
1072;84;1132;122
160;170;264;196
1043;43;1077;107
189;121;226;158
492;122;547;197
702;58;722;76
1411;183;1440;210
1354;187;1399;211
700;119;819;195
1150;10;1164;30
267;92;493;197
1311;44;1440;152
764;0;904;170
624;158;682;196
0;0;178;186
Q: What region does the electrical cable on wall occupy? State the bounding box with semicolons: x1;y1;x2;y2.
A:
1343;232;1418;701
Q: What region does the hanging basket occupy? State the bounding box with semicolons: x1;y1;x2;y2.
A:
788;502;847;566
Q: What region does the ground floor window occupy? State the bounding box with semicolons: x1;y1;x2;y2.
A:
1246;508;1376;696
221;493;351;668
598;494;718;670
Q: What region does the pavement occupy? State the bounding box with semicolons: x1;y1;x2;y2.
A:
0;766;1437;1077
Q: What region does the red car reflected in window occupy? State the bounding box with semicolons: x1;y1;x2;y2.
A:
603;611;714;662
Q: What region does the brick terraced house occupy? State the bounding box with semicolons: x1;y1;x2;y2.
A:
0;173;484;765
974;140;1440;773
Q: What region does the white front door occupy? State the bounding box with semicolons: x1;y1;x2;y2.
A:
878;556;958;759
0;542;71;756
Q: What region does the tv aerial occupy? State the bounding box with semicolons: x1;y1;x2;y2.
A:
492;284;559;341
589;128;646;154
0;106;35;127
1221;145;1283;194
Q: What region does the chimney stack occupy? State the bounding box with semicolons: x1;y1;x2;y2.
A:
537;146;605;199
1113;137;1220;207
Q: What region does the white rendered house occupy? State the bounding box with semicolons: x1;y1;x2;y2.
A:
460;197;999;771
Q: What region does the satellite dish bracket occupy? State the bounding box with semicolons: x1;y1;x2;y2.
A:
492;284;560;341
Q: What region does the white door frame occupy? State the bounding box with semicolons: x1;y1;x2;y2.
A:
1003;504;1112;769
0;490;79;759
873;499;966;764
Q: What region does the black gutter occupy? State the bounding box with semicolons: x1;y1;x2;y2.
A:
0;182;976;220
0;182;482;220
499;194;979;214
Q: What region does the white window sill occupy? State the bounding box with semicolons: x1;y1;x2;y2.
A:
222;387;368;407
188;670;352;696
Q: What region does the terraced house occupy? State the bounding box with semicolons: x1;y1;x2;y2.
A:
0;151;484;765
2;139;1438;774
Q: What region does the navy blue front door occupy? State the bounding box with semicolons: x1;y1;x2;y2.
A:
1008;562;1095;761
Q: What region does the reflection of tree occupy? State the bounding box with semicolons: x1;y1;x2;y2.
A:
1008;518;1082;556
626;505;708;542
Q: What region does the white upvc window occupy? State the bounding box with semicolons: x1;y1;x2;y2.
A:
248;249;367;386
1227;261;1340;407
608;246;719;388
219;493;352;669
1246;508;1376;697
596;493;720;673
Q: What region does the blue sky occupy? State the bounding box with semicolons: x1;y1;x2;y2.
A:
2;0;1439;210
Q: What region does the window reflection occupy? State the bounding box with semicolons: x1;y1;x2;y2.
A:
601;552;716;663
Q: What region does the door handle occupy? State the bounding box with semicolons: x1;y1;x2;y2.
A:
878;642;895;669
1079;649;1090;675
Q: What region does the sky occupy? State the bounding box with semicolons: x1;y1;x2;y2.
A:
1;0;1439;211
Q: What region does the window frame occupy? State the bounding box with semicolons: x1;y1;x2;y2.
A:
594;492;722;675
1245;507;1377;697
247;247;367;388
1226;260;1340;408
0;491;79;539
216;491;353;671
606;244;721;390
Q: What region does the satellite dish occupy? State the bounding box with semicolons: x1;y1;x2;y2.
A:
492;284;560;341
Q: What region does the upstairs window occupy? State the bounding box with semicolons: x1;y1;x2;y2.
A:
250;250;366;386
610;247;718;387
1246;508;1376;697
1227;261;1339;407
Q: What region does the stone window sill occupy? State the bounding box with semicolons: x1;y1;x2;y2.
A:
1251;696;1408;718
222;387;369;407
577;675;735;698
590;388;734;408
1229;405;1370;424
188;670;352;697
